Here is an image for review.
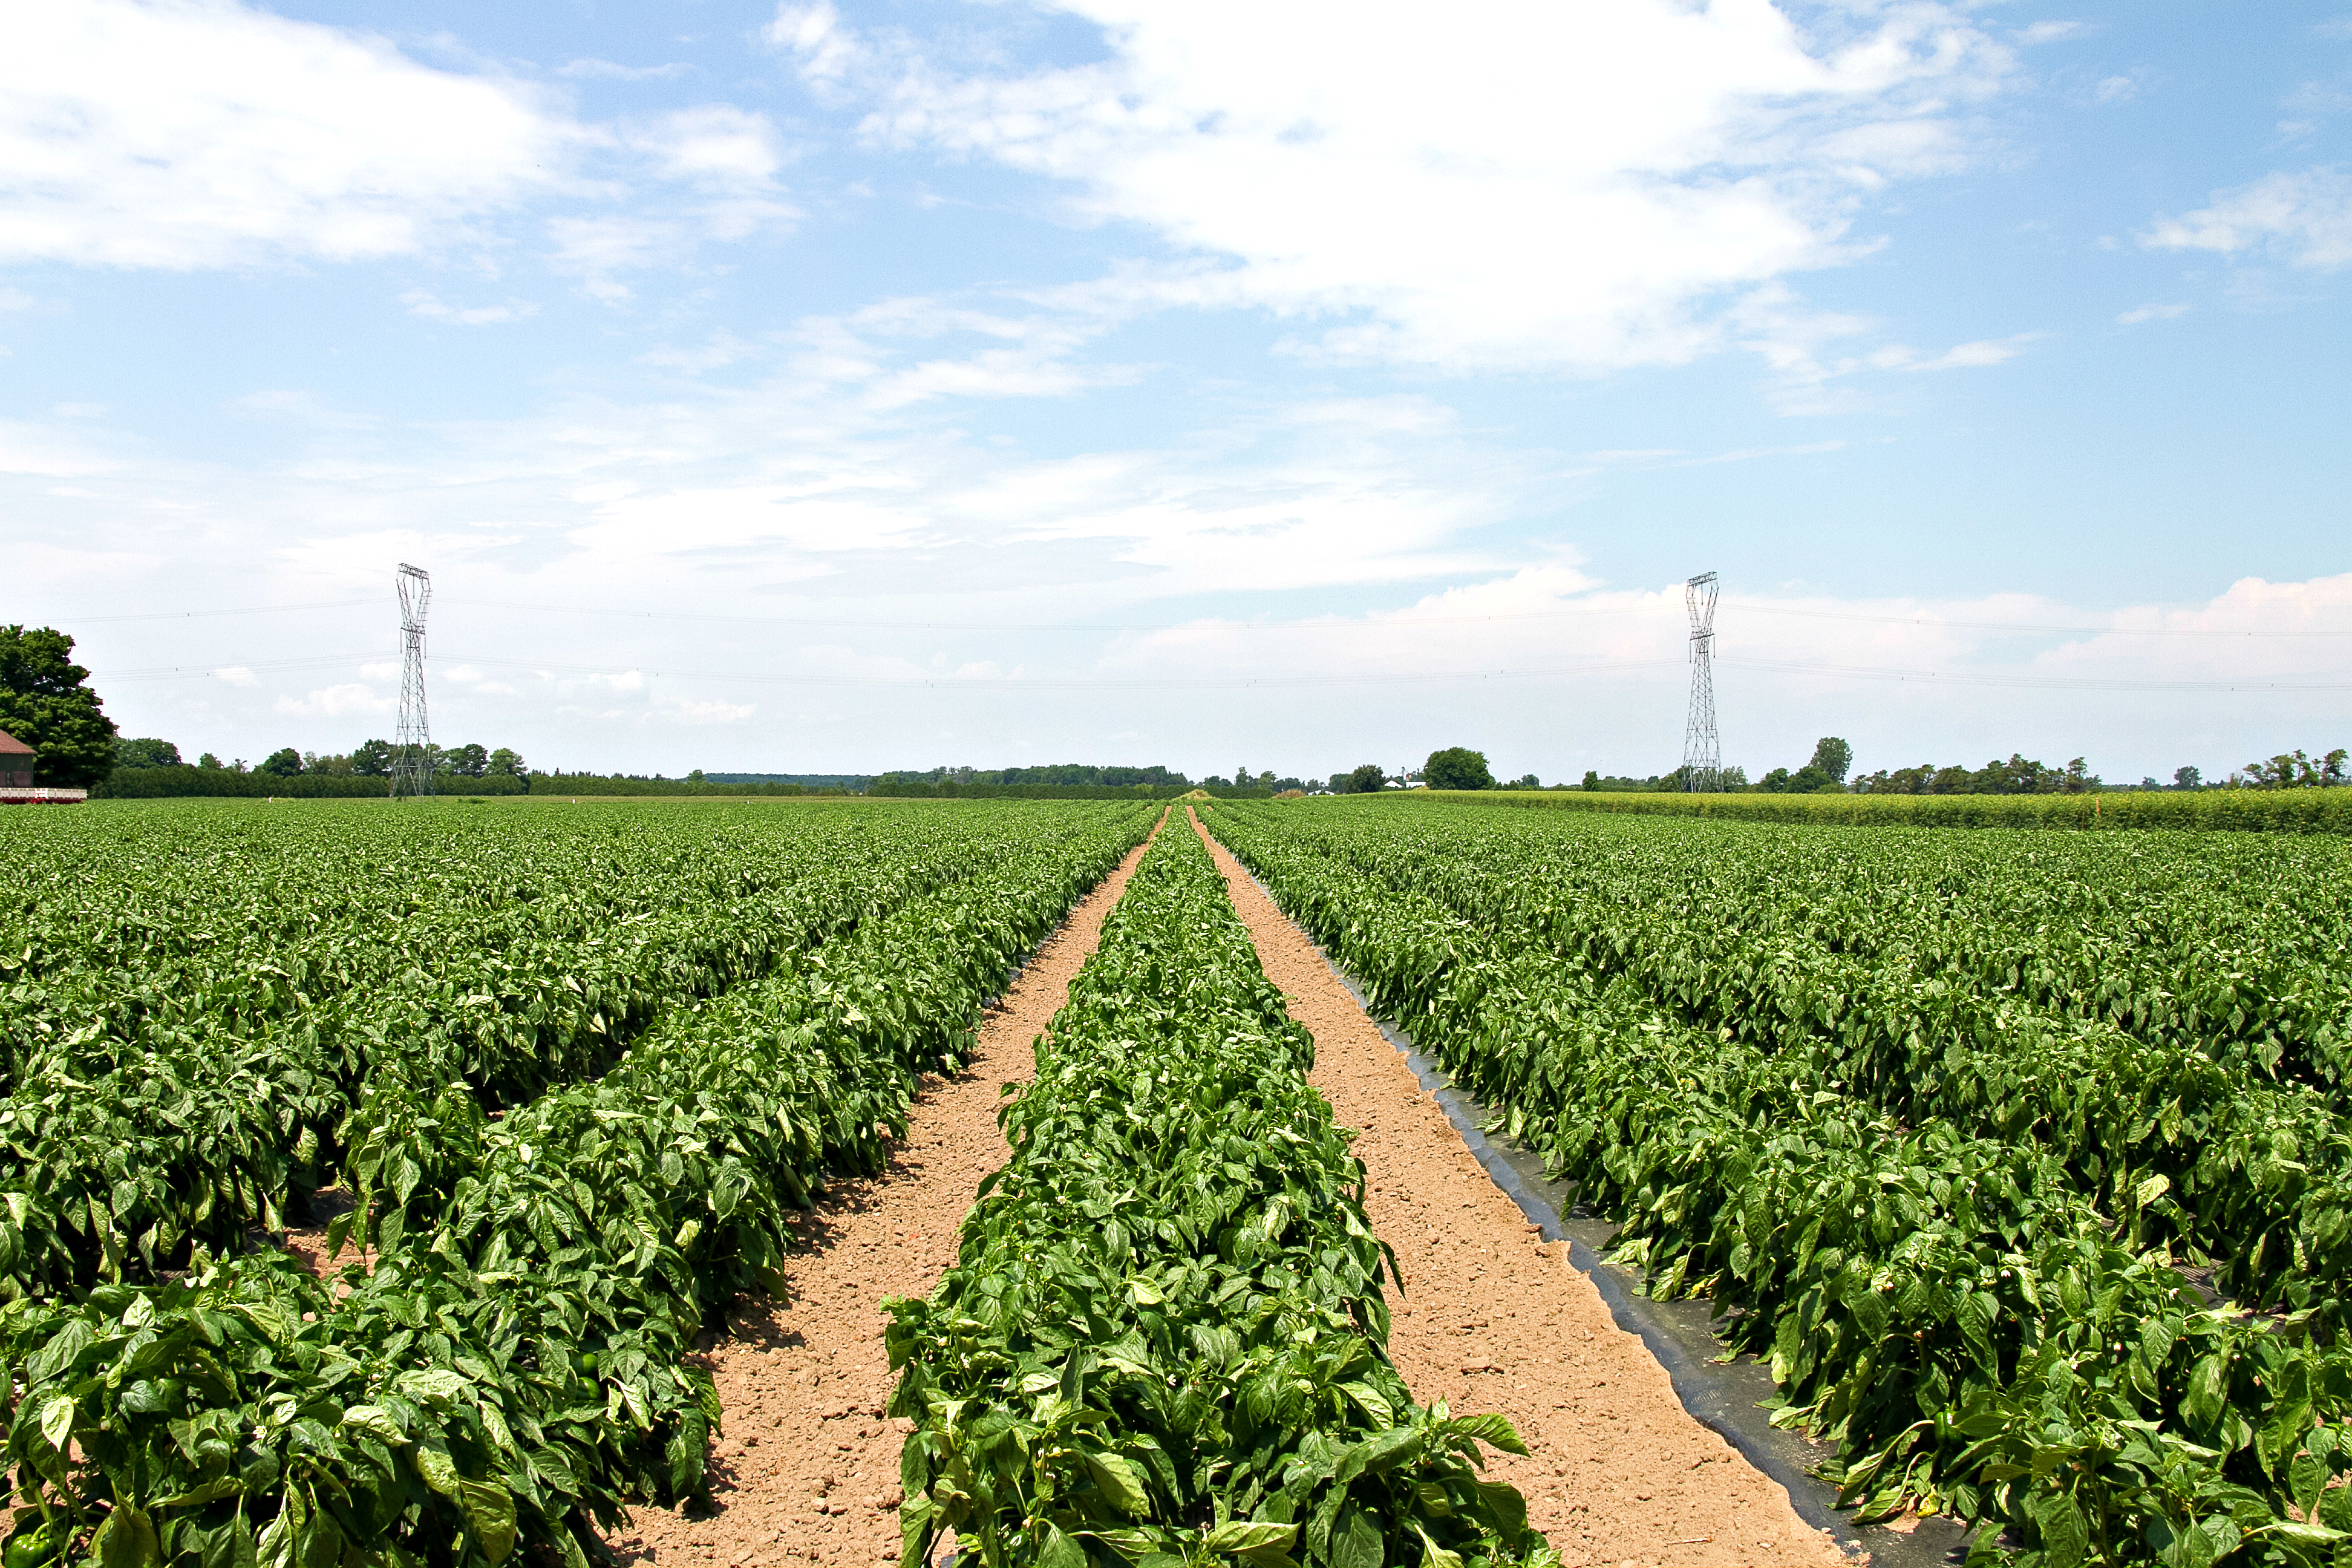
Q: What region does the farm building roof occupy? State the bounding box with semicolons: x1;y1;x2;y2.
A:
0;729;33;756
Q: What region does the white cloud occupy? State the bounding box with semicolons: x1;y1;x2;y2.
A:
780;0;2018;376
275;681;391;717
2117;302;2189;324
2093;74;2137;105
1900;333;2042;370
0;0;577;267
2017;21;2089;45
558;58;690;82
215;666;258;687
229;389;378;429
2143;166;2352;269
0;2;799;284
0;417;119;475
625;105;786;191
402;290;539;325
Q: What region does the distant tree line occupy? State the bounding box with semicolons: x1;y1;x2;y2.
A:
111;736;529;785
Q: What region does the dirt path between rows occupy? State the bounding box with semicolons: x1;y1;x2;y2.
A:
1187;808;1848;1567
612;822;1162;1568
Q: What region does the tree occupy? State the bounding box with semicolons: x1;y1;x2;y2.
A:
350;739;395;777
1424;747;1495;791
2174;765;2202;791
1581;770;1600;791
1808;737;1852;784
256;748;304;778
197;753;223;770
1344;763;1387;794
443;743;489;779
687;769;707;783
0;626;118;787
1511;773;1540;789
114;737;183;769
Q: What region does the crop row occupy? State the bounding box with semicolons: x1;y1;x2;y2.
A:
1246;805;2352;1322
0;802;1157;1568
0;805;1100;1299
1208;805;2352;1567
886;814;1549;1568
1302;803;2352;1096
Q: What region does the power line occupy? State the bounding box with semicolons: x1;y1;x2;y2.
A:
85;645;2352;694
51;598;379;624
30;592;2351;638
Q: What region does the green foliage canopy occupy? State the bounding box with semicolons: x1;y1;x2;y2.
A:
0;626;117;787
1423;746;1495;791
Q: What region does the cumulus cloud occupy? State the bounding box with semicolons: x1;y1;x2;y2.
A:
0;0;577;268
402;290;539;325
774;0;2017;376
0;1;797;284
2143;166;2352;269
275;681;390;717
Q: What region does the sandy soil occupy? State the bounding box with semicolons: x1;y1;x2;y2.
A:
612;821;1162;1568
1187;808;1848;1567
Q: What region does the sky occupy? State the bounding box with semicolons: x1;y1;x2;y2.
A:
3;0;2348;786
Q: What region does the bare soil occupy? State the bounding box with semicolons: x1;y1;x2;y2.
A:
612;825;1161;1568
1188;808;1847;1567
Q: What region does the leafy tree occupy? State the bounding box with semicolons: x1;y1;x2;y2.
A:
686;769;707;783
350;739;395;777
114;737;183;769
1511;773;1540;789
1423;746;1495;791
1581;770;1600;791
1808;736;1852;783
1759;767;1794;793
0;626;118;787
1340;763;1387;794
256;748;304;778
2174;765;2201;791
488;748;527;777
197;753;223;770
443;743;489;779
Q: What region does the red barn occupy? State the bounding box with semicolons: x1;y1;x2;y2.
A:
0;728;85;804
0;728;31;789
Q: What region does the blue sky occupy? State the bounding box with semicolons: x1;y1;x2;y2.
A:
4;0;2347;785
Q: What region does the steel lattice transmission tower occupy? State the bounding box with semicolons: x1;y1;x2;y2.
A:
1681;571;1722;792
393;563;434;800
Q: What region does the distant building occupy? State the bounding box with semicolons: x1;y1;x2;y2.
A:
0;729;32;788
0;728;87;805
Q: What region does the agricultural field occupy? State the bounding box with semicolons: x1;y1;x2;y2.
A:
1205;798;2352;1567
10;789;2339;1568
0;799;1158;1568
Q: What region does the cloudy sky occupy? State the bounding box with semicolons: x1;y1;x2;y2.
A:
4;0;2347;784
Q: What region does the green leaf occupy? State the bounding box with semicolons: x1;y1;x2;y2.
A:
1204;1521;1296;1555
1084;1450;1151;1517
2029;1489;2089;1568
38;1397;74;1453
94;1507;160;1568
338;1406;407;1444
456;1478;518;1566
1037;1523;1089;1568
1330;1505;1381;1568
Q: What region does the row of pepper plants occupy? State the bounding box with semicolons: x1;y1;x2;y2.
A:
886;814;1551;1568
0;800;1159;1568
1207;802;2352;1568
1350;801;2352;1096
1261;808;2352;1319
0;803;1080;1298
